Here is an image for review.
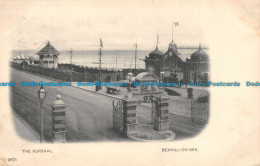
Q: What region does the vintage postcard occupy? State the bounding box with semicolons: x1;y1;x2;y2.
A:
0;0;259;166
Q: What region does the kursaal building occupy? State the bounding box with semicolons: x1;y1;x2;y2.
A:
144;35;209;83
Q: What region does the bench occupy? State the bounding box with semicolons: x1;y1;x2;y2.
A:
107;87;120;95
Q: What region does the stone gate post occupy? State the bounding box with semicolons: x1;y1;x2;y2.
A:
123;97;138;136
153;96;169;131
50;95;67;143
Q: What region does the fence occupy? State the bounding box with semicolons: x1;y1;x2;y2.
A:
191;100;209;122
10;62;122;82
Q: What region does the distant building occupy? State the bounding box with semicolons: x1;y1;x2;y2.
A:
37;41;60;68
12;53;30;64
143;36;209;83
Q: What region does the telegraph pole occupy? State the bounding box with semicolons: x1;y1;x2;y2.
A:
135;40;137;70
70;48;73;82
98;38;103;91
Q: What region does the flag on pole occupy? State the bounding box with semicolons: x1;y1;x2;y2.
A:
100;38;103;47
174;22;179;26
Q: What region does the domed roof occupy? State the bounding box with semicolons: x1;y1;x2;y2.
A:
135;72;158;82
148;47;164;59
190;44;209;62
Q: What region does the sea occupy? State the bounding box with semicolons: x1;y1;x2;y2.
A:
12;50;151;69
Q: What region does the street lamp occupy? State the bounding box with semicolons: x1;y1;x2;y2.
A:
37;84;46;143
126;72;133;92
160;71;164;83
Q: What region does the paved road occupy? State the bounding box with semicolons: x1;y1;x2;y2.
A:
11;68;207;142
11;68;126;142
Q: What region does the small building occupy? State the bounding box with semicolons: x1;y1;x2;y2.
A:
13;53;30;64
37;41;60;68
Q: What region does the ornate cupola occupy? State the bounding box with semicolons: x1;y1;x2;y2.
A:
190;44;209;62
143;33;164;76
147;33;164;59
168;40;177;51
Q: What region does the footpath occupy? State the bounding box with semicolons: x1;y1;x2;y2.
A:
13;111;39;142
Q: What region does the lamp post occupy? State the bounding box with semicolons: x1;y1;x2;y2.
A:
37;85;46;143
160;71;164;84
126;72;133;92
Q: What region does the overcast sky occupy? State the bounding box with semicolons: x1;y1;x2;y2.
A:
10;1;214;51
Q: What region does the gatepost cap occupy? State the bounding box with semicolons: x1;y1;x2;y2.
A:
51;94;66;108
57;95;61;100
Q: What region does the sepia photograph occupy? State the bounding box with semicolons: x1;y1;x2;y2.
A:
0;0;259;166
10;27;210;143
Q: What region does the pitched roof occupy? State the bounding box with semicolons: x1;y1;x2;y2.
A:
37;42;60;56
155;46;209;65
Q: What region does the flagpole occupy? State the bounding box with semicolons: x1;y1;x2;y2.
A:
172;21;173;42
70;48;73;82
99;48;102;84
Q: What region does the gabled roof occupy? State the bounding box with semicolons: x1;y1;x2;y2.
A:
37;42;60;56
157;49;181;65
160;49;180;59
158;46;209;64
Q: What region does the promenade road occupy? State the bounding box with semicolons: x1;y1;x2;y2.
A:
10;68;207;142
11;68;126;142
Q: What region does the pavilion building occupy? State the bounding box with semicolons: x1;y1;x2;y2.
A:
143;36;209;82
37;41;61;68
